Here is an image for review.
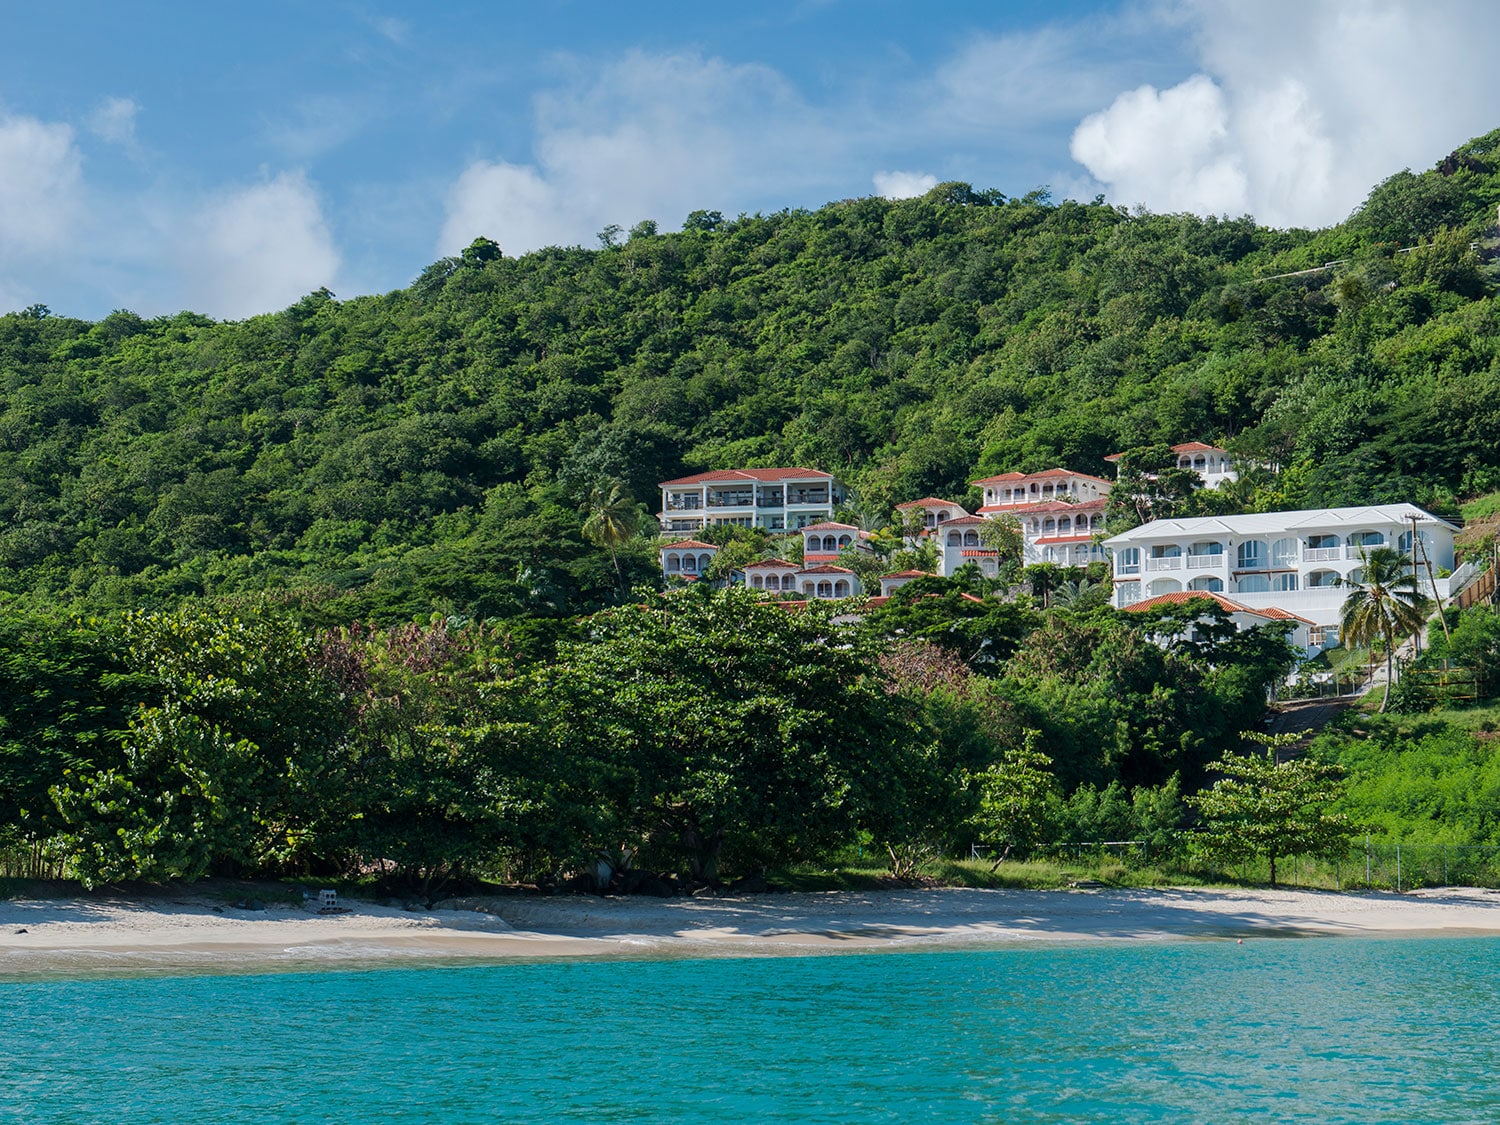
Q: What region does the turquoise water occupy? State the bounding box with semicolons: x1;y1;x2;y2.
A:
5;937;1500;1122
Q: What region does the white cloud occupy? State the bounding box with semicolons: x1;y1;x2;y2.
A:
87;97;139;145
176;172;340;319
0;113;83;254
1070;0;1500;226
873;170;937;199
438;50;842;256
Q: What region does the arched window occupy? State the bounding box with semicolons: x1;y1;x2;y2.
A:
751;574;764;589
1117;580;1142;606
1270;538;1298;567
666;554;681;572
1307;570;1339;588
1346;567;1363;586
1237;540;1268;569
1189;540;1224;558
837;535;851;548
698;554;713;572
1189;576;1224;592
1237;574;1271;593
817;581;833;598
947;531;962;546
1043;518;1056;534
1272;573;1298;592
1116;547;1141;575
682;556;697;573
937;510;950;522
1346;530;1384;548
1148;577;1183;596
964;531;980;547
835;580;850;597
1058;517;1072;535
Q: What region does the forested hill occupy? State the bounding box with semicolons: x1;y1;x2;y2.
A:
5;128;1500;622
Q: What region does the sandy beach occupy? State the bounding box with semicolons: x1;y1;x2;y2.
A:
5;884;1500;975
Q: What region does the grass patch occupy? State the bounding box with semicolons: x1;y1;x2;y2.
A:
1461;491;1500;521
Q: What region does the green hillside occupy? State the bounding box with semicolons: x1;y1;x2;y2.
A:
4;128;1500;621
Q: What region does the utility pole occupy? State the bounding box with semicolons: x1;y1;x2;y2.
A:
1409;512;1422;657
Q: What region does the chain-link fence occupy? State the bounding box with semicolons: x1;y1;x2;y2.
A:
975;838;1500;891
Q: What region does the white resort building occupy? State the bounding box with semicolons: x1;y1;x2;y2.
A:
657;468;845;534
1104;504;1465;636
659;539;719;581
743;558;861;599
1103;441;1239;489
974;469;1112;512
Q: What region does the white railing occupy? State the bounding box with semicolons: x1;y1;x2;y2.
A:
1186;554;1224;569
1344;544;1383;559
1146;557;1182;572
1305;547;1341;562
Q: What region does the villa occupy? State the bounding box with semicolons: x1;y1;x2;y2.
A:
743;558;861;599
657;468;845;534
973;468;1112;513
1103;441;1239;489
659;539;718;581
1103;504;1463;632
1122;590;1318;653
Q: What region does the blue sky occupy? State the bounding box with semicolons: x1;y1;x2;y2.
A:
0;1;1494;320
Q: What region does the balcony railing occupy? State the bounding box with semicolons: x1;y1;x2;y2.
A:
1186;553;1224;569
706;495;754;509
1305;547;1341;562
664;499;703;511
1345;544;1384;559
1146;556;1183;572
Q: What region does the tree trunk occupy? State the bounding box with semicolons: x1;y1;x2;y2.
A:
1380;628;1394;713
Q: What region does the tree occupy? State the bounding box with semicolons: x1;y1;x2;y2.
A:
581;479;642;592
1339;546;1432;712
969;729;1056;867
1188;733;1358;887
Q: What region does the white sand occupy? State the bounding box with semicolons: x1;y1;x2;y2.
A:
4;886;1500;975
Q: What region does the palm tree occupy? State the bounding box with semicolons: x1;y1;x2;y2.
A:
1339;546;1432;713
582;479;641;591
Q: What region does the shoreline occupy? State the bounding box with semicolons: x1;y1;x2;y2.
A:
5;885;1500;978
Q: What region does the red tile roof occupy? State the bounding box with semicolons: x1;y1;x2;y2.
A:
798;564;856;575
660;539;717;551
1122;591;1311;624
879;569;935;579
659;467;833;486
895;498;968;512
972;468;1113;487
799;521;860;533
1105;441;1229;462
743;557;800;570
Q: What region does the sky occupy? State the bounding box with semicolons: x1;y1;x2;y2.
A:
1;0;1496;321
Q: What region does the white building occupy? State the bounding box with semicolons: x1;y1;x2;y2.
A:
1122;590;1318;653
1012;500;1109;566
657;468;845;534
800;521;870;567
896;497;971;532
973;469;1112;512
1104;441;1238;489
660;539;718;581
1104;504;1461;629
742;558;861;599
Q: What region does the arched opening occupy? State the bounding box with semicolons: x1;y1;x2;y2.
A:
816;581;833;598
1306;570;1339;588
1117;580;1142;606
1148;577;1183;596
666;554;681;572
1188;576;1224;592
963;531;980;547
835;580;850;597
1058;517;1072;535
698;554;712;572
1346;567;1364;586
1116;547;1141;574
947;531;962;546
682;556;698;574
1043;518;1056;535
837;535;852;548
1237;574;1271;593
751;574;764;589
1272;573;1298;592
1270;538;1298;567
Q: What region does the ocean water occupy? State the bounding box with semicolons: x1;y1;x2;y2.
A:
4;936;1500;1123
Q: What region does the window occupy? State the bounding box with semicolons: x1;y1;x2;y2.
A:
1188;576;1224;592
1116;547;1141;575
1306;570;1339;588
1117;580;1142;606
1272;573;1298;591
1238;540;1268;569
1237;574;1271;593
1270;538;1298;567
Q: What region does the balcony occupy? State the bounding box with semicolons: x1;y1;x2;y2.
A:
787;491;831;506
664;498;703;511
1304;547;1341;563
1186;553;1224;570
706;493;754;509
1146;556;1183;572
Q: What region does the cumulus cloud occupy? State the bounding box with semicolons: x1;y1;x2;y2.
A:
439;50;842;256
1070;0;1500;226
176;172;340;319
0;113;83;254
87;97;139;145
873;170;938;199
